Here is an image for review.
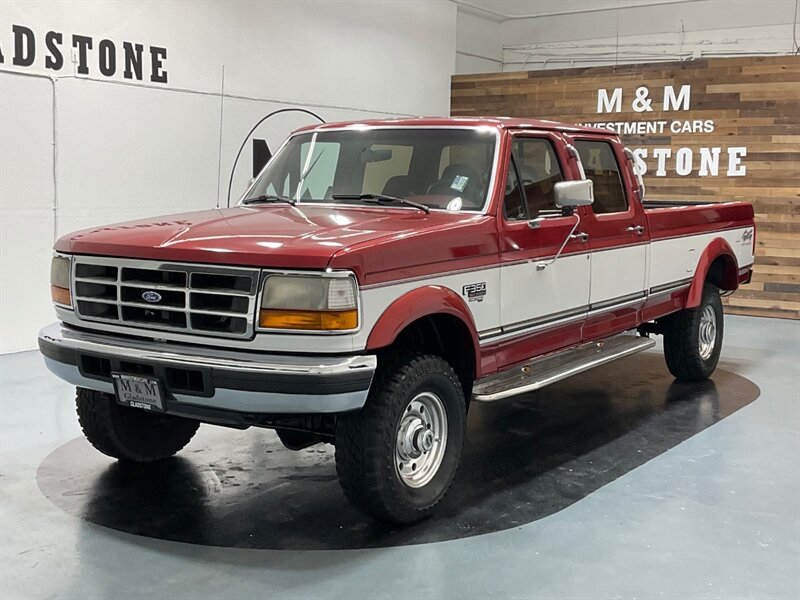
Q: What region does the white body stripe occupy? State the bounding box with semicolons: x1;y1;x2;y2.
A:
232;225;755;354
500;254;590;326
590;244;648;305
649;227;754;290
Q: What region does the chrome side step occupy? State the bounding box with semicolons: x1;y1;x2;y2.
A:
472;334;656;402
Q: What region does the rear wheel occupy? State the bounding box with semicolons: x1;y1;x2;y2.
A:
663;285;724;382
76;387;200;462
334;353;466;524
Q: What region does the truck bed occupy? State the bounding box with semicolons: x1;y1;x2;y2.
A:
642;199;719;208
643;199;754;240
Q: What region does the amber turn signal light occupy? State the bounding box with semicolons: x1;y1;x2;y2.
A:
51;285;71;306
259;309;357;331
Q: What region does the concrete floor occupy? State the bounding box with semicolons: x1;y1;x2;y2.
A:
1;314;798;599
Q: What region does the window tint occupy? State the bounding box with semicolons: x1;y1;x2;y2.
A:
574;140;628;214
503;158;526;220
298;141;340;200
431;143;493;210
362;144;413;196
247;128;496;211
511;138;564;218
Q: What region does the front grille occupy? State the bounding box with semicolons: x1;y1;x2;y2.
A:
72;256;260;339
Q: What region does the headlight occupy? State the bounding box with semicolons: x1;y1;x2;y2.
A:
259;274;358;331
50;255;72;307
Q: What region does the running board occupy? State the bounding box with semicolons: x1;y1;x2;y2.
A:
472;334;656;402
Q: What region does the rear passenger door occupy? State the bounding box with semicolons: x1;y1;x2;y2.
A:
567;135;649;338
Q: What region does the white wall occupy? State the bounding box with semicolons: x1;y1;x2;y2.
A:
454;0;798;73
456;7;502;74
0;0;457;353
501;0;798;70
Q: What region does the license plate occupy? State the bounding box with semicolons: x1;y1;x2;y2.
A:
112;373;164;411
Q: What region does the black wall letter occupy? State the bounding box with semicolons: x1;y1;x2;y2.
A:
45;31;63;71
13;25;35;66
252;139;273;178
98;39;116;76
150;46;167;83
122;41;143;80
71;34;92;74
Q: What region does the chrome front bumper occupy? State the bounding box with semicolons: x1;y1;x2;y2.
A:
38;322;376;416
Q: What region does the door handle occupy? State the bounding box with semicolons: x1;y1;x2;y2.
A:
570;232;589;243
627;225;645;235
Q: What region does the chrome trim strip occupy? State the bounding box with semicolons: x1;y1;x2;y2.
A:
649;278;693;295
587;295;644;316
478;289;656;347
478;327;503;341
479;308;588;346
588;291;646;312
39;322;376;376
43;358;369;414
502;305;589;336
172;389;368;414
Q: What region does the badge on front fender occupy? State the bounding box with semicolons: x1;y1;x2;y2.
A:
462;282;486;303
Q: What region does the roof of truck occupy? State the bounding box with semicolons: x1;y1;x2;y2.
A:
293;116;606;135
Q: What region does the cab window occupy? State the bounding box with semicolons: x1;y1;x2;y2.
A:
297;140;340;200
511;138;564;218
574;140;628;214
361;144;413;196
503;158;526;220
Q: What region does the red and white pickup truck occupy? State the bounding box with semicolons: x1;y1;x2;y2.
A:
40;117;755;523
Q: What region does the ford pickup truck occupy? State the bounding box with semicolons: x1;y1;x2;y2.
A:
39;117;755;524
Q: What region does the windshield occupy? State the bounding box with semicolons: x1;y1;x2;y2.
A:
242;128;498;212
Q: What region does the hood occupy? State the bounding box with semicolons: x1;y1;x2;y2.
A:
54;204;480;270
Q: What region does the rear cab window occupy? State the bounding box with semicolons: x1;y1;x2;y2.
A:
573;140;628;214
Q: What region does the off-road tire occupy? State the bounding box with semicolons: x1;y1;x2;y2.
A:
335;353;466;524
663;285;724;382
76;387;200;462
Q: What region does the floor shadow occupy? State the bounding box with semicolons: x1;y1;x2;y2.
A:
36;352;759;549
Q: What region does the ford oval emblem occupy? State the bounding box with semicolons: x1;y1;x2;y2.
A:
142;290;162;303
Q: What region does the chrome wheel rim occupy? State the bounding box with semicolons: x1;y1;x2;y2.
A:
395;391;448;488
698;305;717;360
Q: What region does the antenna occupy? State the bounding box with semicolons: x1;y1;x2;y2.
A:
226;108;325;207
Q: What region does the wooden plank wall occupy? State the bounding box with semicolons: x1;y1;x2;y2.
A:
452;56;799;319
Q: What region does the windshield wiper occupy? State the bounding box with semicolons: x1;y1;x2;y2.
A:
242;194;296;206
331;193;430;214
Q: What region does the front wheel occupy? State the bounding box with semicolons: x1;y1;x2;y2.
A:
76;387;200;462
334;353;466;524
663;285;724;382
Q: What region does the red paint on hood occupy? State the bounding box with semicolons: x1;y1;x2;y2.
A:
54;204;487;274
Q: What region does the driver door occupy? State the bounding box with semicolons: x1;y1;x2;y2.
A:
493;132;591;369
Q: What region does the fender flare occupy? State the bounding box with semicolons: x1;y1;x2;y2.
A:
686;238;739;308
366;285;481;366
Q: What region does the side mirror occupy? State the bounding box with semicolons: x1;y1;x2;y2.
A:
554;180;594;209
